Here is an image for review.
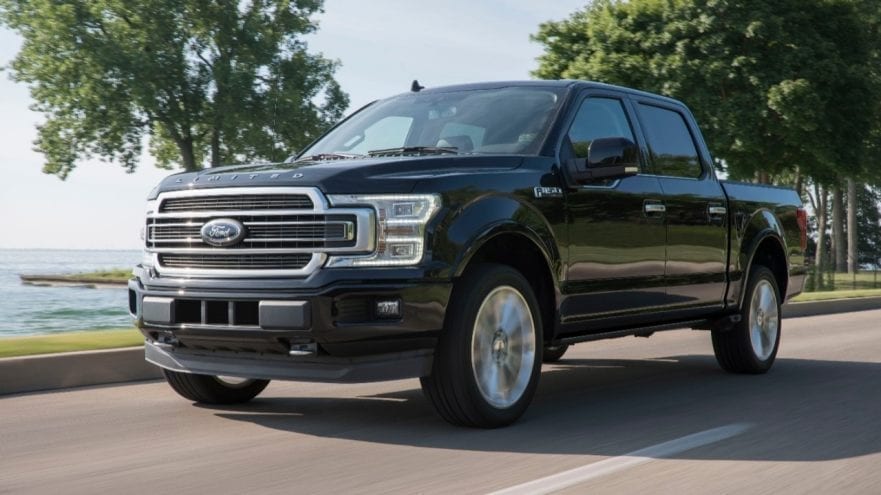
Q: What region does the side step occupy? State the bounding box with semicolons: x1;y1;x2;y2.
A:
558;319;712;346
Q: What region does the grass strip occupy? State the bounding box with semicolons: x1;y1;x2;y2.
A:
791;288;881;303
0;328;143;358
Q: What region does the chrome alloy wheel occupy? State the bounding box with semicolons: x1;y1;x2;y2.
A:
749;279;779;361
214;376;256;388
470;285;537;409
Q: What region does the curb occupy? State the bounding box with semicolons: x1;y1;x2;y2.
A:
2;297;880;397
0;346;162;397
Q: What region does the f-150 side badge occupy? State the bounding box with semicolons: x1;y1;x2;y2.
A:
533;186;563;198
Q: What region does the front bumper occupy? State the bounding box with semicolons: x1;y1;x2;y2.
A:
129;270;451;382
146;341;433;383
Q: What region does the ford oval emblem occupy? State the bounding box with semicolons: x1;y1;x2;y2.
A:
201;218;246;247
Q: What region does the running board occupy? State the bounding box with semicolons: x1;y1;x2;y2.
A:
558;319;711;345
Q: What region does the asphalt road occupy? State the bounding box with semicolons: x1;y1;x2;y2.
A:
3;309;881;494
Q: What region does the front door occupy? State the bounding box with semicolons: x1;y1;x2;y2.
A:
560;94;667;330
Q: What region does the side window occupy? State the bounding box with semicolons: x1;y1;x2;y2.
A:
567;97;635;159
637;104;702;178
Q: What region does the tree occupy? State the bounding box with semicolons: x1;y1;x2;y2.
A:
0;0;348;177
532;0;879;185
847;179;858;273
856;186;881;266
832;186;847;272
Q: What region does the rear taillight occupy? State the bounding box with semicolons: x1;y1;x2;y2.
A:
796;207;808;251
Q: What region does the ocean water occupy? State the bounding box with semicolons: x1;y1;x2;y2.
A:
0;249;141;337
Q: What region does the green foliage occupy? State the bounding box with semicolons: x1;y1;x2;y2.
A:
0;0;349;177
533;0;881;184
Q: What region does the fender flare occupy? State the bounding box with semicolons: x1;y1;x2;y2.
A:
437;193;560;279
734;208;790;306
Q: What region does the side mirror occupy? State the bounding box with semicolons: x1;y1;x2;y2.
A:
566;137;640;184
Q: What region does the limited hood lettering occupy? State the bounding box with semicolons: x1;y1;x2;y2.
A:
175;172;305;184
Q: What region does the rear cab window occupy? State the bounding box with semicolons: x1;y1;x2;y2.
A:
637;103;703;178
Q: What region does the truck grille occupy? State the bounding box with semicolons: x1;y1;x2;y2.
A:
159;253;312;270
146;214;356;250
146;188;373;277
160;194;313;212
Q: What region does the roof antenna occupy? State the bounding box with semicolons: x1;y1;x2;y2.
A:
411;79;424;92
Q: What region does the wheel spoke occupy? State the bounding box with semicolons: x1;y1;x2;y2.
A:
760;285;773;310
498;295;516;330
481;361;499;395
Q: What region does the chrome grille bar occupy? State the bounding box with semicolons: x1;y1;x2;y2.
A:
147;220;354;246
160;194;313;212
160;253;313;269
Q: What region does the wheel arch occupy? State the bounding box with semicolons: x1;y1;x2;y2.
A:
738;228;789;307
440;196;562;343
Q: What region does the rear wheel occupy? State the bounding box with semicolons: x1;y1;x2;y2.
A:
163;370;270;404
712;265;781;374
421;263;543;428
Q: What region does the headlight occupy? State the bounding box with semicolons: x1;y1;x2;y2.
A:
325;194;441;267
141;199;158;268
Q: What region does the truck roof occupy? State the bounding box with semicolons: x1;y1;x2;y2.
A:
399;80;685;108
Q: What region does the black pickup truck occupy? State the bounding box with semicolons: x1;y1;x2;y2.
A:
130;80;807;427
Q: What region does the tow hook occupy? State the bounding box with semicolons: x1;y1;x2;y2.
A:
289;342;318;357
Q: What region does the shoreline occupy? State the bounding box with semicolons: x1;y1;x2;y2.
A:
19;273;129;288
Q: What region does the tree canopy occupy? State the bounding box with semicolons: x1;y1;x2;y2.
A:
0;0;349;177
533;0;881;185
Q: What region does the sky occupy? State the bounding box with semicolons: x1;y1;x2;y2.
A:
0;0;585;250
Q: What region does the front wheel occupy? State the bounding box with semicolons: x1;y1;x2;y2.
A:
421;263;543;428
163;370;270;404
542;344;570;363
712;265;781;374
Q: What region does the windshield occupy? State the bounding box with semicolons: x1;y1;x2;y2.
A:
299;86;565;158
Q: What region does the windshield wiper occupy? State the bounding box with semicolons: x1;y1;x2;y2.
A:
367;146;458;156
293;152;365;163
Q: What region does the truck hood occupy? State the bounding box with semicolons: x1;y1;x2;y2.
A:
151;155;525;198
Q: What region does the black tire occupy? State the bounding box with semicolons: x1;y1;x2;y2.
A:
163;369;270;404
421;263;543;428
712;265;781;374
542;344;570;363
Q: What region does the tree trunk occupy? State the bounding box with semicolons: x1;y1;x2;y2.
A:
211;127;221;168
847;178;858;273
794;167;803;198
832;186;846;272
757;171;770;184
179;138;198;171
815;183;827;271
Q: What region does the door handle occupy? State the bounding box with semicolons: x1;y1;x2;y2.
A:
708;205;727;216
644;202;666;215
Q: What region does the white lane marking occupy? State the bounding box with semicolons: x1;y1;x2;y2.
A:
489;423;752;495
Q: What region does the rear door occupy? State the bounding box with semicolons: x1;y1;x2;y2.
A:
633;100;728;310
560;91;667;328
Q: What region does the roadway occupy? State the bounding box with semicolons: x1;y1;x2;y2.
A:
2;309;881;494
